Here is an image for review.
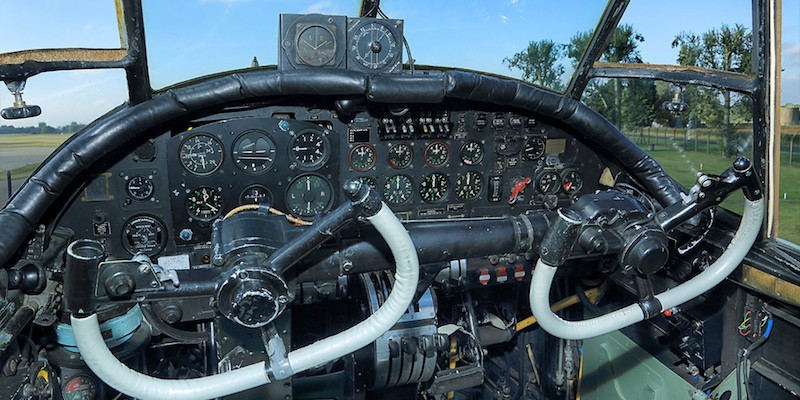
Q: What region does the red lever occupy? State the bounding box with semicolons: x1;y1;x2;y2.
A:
508;177;531;205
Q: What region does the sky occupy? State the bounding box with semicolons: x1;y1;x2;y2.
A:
0;0;797;128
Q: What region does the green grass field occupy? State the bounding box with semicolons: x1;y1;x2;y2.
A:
0;133;71;148
645;147;800;243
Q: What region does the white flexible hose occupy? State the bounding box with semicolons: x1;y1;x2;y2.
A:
71;314;270;400
71;202;418;399
530;198;764;340
288;204;420;373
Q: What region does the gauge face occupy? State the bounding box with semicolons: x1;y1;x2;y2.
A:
357;176;377;189
561;170;584;194
455;171;483;201
285;174;334;217
387;143;413;169
62;374;98;400
296;24;337;67
524;137;546;161
424;141;449;168
179;133;224;175
349;144;377;171
122;215;167;256
232;130;277;174
186;187;224;220
349;21;400;71
420;172;449;203
383;175;414;205
290;129;329;170
127;175;154;200
460;141;484;166
240;184;273;205
536;172;561;194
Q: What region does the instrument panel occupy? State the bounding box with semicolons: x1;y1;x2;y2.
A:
58;104;608;260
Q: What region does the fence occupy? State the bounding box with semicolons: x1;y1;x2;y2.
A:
625;126;800;166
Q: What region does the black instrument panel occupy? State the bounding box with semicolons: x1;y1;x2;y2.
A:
58;104;609;260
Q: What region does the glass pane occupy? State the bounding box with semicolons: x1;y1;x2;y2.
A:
779;0;800;242
0;70;128;205
143;0;608;90
381;0;607;92
584;78;753;214
0;1;122;53
615;0;752;71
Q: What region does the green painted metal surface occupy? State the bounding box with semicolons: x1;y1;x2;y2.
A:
579;331;698;400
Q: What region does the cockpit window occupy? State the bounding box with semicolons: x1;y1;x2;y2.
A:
615;0;753;71
0;1;122;53
584;78;755;218
142;1;608;90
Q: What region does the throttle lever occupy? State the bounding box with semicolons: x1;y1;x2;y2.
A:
656;157;762;232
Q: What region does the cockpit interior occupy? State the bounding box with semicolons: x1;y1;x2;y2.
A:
0;1;798;399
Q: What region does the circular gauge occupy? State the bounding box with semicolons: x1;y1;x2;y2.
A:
127;175;154;200
460;141;484;166
420;172;449;203
122;215;167;256
455;171;483;201
536;171;561;194
62;374;98;400
232;130;277;174
356;176;377;189
561;170;584;194
285;174;334;217
349;144;377;171
524;137;546;161
296;24;337;67
349;20;400;71
240;184;273;204
387;143;413;169
424;141;449;168
179;133;224;175
290;129;329;170
186;187;224;221
383;175;414;205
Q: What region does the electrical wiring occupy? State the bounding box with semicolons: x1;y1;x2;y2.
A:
737;310;752;337
738;302;774;400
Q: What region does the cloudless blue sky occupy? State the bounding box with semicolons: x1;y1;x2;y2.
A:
0;0;797;127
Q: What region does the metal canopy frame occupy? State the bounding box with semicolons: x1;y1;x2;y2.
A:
0;0;151;104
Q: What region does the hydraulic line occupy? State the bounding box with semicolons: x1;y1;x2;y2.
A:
530;198;764;340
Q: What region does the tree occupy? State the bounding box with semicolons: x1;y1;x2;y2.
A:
504;39;565;91
566;25;648;128
672;24;752;157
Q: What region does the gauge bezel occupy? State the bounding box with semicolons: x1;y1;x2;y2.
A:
231;129;277;175
419;172;449;203
424;141;450;168
289;128;330;171
186;186;224;221
460;140;484;166
383;174;414;205
346;18;403;73
126;175;154;200
523;136;546;161
284;173;335;218
349;143;377;172
295;23;338;67
121;215;167;256
239;184;274;205
455;171;483;201
178;132;224;176
387;142;414;169
535;171;561;194
560;169;584;194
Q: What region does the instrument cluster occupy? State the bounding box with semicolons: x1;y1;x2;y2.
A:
57;104;608;260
